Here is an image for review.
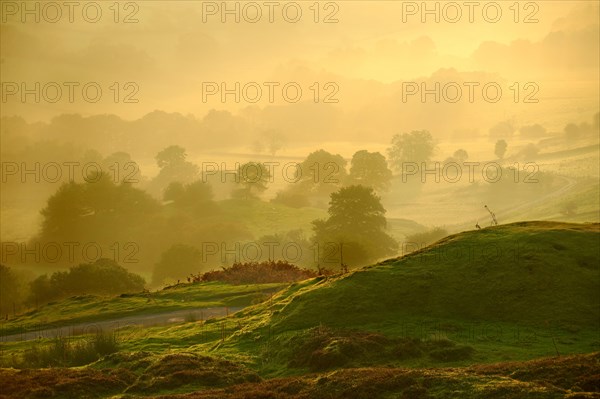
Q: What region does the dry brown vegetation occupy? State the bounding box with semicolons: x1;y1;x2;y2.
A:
124;353;261;394
191;261;329;285
0;352;597;398
154;352;600;399
0;367;136;399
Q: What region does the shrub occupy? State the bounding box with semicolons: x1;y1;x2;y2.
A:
192;260;326;285
29;259;145;305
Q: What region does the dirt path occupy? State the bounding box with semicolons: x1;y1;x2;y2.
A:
0;306;242;343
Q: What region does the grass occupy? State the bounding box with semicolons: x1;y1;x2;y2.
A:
206;221;599;376
219;198;326;238
0;221;598;397
249;222;599;331
1;352;598;398
0;282;286;337
9;332;119;368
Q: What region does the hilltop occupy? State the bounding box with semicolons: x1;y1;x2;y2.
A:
235;222;599;332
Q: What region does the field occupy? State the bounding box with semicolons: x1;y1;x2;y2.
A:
0;221;598;398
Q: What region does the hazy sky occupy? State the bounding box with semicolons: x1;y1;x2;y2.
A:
1;1;599;141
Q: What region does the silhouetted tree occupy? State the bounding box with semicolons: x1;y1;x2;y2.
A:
29;259;145;305
0;264;27;315
39;174;160;245
387;130;435;171
152;244;202;286
312;185;398;267
294;150;348;198
348;150;393;191
453;149;468;162
164;180;218;216
156;145;188;168
149;145;199;197
232;162;271;199
494;139;508;159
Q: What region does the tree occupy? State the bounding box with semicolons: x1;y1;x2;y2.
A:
494;139;508;159
387;130;435;171
102;151;142;183
564;123;581;139
152;244;203;286
489;120;515;139
164;181;186;203
444;149;469;165
29;275;52;308
156;145;187;168
39;174;160;245
149;145;199;197
252;129;286;156
0;264;27;315
294;150;348;198
232;162;271;199
453;149;468;163
348;150;393;191
29;259;145;305
312;185;398;267
164;180;218;216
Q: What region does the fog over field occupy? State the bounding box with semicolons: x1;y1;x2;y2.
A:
0;1;599;398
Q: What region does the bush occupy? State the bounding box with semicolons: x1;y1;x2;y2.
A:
192;260;325;285
29;259;145;305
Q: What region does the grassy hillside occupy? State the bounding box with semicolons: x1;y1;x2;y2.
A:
1;221;598;398
195;221;599;376
260;221;599;332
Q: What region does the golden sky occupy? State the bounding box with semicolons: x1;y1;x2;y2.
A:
1;1;598;140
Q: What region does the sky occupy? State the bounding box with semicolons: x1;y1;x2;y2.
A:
1;0;599;145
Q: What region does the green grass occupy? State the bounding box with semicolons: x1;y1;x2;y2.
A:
252;222;599;330
218;198;326;238
1;221;598;397
0;282;286;337
12;220;588;379
206;221;599;375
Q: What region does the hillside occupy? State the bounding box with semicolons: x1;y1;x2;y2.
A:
254;222;599;332
203;221;600;375
1;221;598;398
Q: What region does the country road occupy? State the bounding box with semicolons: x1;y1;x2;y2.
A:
0;306;242;343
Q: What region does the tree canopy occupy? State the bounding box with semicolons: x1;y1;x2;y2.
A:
348;150;393;191
387;130;435;171
312;185;398;267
